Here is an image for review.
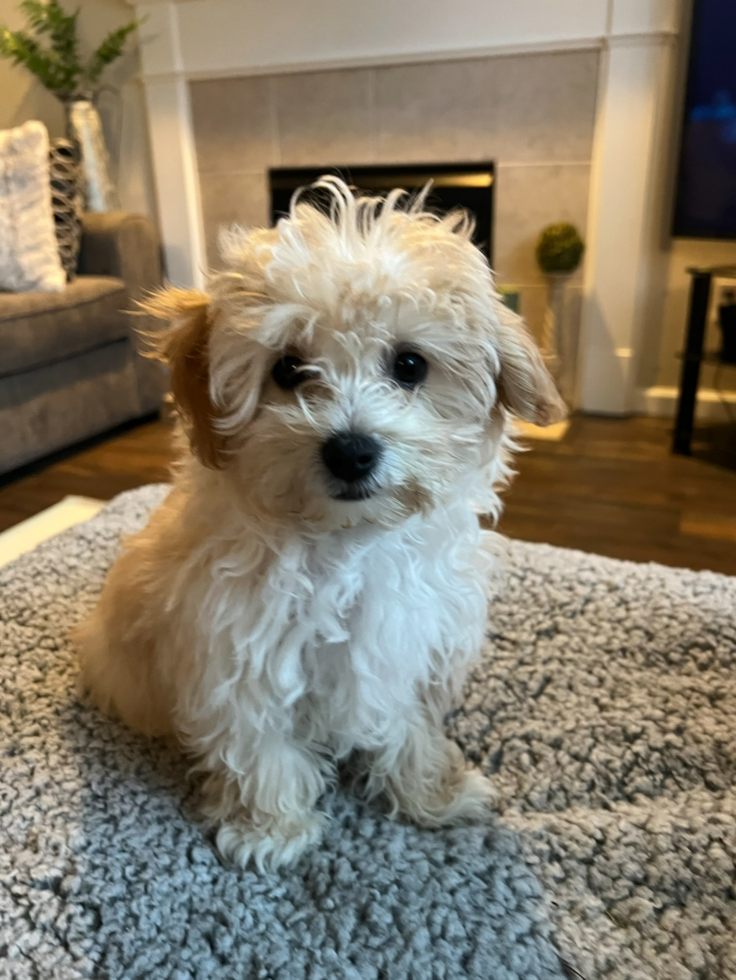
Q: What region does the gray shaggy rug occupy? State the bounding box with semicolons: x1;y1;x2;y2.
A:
1;485;735;980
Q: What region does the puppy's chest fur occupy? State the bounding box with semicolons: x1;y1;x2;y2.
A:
204;502;491;752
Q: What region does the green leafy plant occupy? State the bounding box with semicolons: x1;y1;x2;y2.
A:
536;223;585;275
0;0;139;100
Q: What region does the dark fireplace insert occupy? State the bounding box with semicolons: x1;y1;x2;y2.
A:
269;163;495;264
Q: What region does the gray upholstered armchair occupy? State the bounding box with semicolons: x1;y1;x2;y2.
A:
0;212;167;475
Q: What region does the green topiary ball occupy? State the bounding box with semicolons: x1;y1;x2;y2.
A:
535;223;584;274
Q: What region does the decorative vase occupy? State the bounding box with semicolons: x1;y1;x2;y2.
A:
48;138;83;280
64;97;119;212
541;271;577;405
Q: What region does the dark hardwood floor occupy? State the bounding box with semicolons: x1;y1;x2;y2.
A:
0;416;174;533
497;416;736;575
1;413;735;574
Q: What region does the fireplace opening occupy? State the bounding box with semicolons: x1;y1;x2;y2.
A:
269;163;494;264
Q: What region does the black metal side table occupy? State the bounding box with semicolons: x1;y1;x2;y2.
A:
673;264;736;454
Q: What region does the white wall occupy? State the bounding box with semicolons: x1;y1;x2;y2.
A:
0;0;157;220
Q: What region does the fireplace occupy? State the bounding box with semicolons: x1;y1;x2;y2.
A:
269;163;495;264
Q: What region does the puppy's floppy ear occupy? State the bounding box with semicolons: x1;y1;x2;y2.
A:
141;288;228;469
493;304;567;426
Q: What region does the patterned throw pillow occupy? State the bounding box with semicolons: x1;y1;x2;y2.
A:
49;138;83;282
0;120;66;293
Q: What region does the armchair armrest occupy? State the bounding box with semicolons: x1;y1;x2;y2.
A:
78;212;167;413
78;211;162;302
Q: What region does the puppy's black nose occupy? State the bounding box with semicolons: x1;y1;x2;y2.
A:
321;432;381;483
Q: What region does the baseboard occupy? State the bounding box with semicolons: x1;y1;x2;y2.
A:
0;496;106;569
635;386;736;420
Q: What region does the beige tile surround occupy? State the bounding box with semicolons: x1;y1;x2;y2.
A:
190;49;599;342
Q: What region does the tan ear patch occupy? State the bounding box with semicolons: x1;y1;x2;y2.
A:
494;308;567;426
141;289;229;469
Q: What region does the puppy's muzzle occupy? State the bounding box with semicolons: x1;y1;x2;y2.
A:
321;431;382;500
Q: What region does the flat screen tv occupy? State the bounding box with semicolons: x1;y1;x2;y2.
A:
269;163;494;264
673;0;736;239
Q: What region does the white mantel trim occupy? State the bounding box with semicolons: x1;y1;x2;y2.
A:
137;31;686;84
134;0;680;83
605;30;678;49
139;0;610;79
141;38;603;83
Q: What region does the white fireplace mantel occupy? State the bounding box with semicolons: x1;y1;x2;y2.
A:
134;0;684;415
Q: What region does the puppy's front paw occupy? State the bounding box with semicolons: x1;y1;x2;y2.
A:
405;768;496;828
215;811;326;871
439;769;496;825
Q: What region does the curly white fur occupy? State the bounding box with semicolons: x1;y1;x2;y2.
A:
75;178;564;870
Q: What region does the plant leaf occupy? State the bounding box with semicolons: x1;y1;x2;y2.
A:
0;26;65;91
1;2;85;94
0;2;137;96
84;20;138;86
18;1;53;32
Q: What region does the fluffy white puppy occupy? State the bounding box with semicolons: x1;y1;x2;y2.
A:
76;177;564;870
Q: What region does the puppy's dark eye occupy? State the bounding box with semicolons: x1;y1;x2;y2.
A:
392;350;428;388
272;355;307;390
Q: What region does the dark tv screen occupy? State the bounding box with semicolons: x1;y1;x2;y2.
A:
269;164;494;264
673;0;736;239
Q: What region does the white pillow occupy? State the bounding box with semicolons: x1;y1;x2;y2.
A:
0;120;66;293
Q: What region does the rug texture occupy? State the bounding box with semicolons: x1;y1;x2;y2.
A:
1;484;734;980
